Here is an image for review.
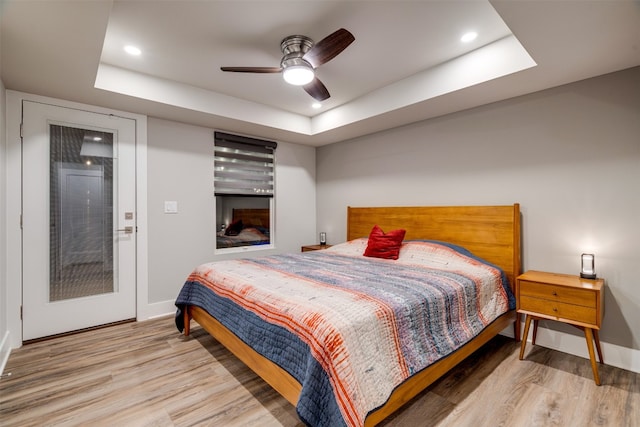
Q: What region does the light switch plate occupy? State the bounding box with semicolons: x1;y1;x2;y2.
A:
164;201;178;214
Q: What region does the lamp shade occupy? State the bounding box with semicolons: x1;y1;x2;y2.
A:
580;253;596;279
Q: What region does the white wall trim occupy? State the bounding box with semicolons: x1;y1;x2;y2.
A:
140;299;177;321
502;322;640;374
134;114;149;323
7;90;23;348
6;90;149;348
0;331;11;375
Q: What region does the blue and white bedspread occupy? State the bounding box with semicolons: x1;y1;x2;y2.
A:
175;239;515;427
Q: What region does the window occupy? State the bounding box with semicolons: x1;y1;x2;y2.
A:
214;131;277;250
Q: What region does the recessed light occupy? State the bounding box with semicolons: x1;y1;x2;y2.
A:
124;45;141;56
461;32;478;43
312;103;322;109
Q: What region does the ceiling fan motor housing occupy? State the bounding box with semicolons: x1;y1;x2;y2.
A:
280;35;314;55
280;35;314;71
280;36;313;80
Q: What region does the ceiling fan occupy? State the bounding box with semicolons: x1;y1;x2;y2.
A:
220;28;355;102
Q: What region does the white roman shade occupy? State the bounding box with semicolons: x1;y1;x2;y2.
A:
214;131;277;197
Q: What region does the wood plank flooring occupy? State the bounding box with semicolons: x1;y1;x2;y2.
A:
1;316;638;426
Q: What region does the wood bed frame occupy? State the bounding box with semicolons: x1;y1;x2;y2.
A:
184;204;521;426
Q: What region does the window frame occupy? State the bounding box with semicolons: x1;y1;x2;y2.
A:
213;131;276;254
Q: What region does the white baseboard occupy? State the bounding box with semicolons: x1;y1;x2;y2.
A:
502;322;640;374
137;299;177;321
0;331;11;376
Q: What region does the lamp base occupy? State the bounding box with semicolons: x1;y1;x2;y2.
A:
580;272;597;280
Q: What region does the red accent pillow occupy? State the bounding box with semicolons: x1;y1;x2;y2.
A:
363;225;406;260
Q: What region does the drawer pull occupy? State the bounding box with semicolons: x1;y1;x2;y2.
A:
552;291;558;296
553;307;558;312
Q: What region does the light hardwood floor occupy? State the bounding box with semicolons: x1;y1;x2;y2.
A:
1;316;638;427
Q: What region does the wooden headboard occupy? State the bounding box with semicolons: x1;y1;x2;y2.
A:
347;204;521;287
232;208;270;228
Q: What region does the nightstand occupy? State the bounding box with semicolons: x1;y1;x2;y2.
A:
301;244;332;252
516;270;604;385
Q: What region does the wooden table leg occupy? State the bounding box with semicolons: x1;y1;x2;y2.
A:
519;314;532;360
584;327;601;385
532;319;539;345
593;329;604;363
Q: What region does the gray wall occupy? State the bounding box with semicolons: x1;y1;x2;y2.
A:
147;117;316;303
0;76;7;350
316;67;640;350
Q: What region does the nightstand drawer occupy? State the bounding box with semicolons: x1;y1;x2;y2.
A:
519;295;597;324
519;280;595;307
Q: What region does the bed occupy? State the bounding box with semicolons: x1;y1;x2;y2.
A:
177;204;521;426
216;208;270;248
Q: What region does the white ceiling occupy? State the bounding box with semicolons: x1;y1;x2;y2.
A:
2;0;639;146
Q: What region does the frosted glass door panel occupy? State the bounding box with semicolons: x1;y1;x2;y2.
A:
49;125;114;301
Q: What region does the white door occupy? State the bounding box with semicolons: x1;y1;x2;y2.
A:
22;100;137;340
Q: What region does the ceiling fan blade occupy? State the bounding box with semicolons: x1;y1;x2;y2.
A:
220;66;282;73
303;78;330;102
303;28;355;68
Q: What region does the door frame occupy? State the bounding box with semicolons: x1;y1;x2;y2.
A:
6;91;149;348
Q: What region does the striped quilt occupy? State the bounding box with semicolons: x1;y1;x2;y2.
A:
175;239;515;427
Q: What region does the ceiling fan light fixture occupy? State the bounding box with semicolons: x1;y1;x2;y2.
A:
283;65;315;86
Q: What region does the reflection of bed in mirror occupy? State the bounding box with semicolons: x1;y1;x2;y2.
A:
216;208;270;248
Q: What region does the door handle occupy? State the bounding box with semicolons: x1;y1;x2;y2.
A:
116;226;134;234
